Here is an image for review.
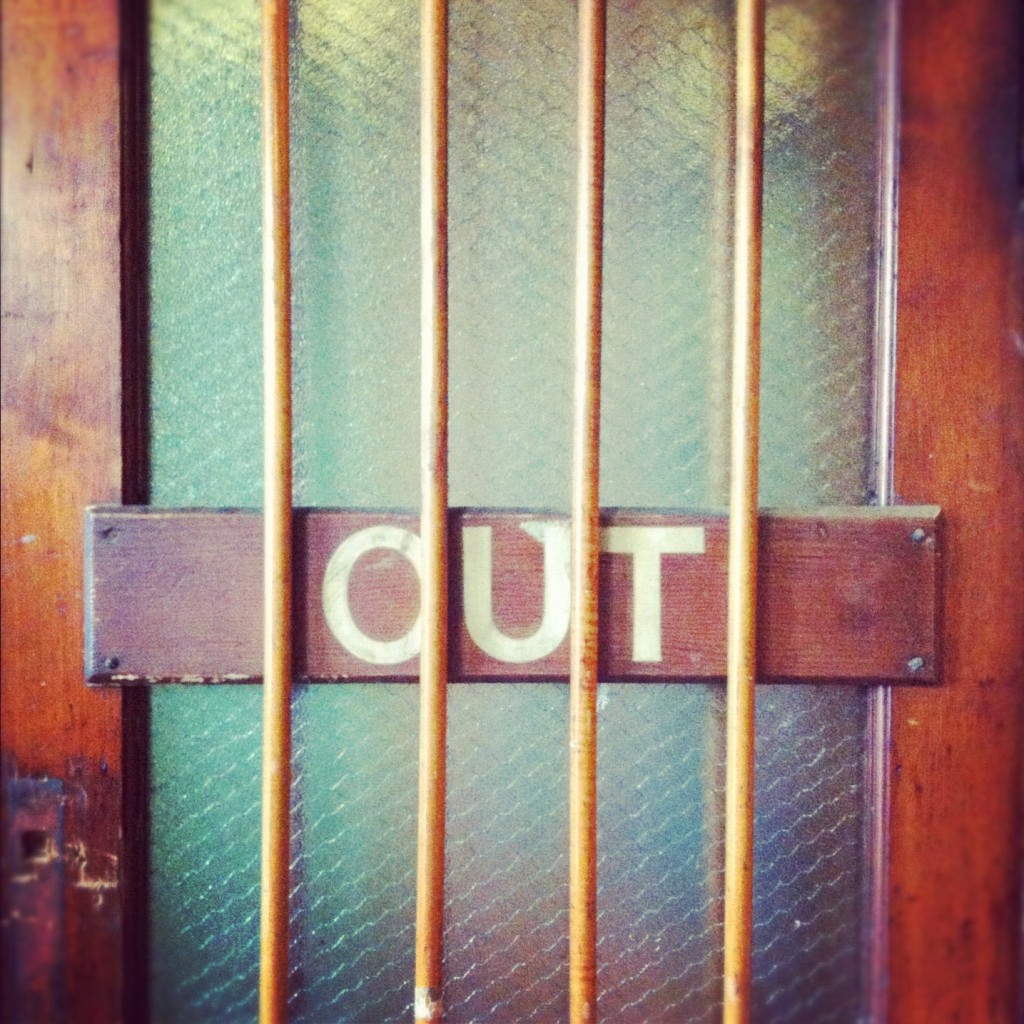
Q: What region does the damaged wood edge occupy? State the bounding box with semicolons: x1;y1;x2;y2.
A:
87;670;940;687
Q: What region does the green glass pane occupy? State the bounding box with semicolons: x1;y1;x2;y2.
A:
148;1;880;1021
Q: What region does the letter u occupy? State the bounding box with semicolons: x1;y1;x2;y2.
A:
463;522;570;663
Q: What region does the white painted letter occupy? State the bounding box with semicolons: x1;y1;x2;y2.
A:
600;526;705;662
463;522;570;663
322;526;422;664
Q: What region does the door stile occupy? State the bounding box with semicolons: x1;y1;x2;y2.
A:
889;0;1024;1020
0;2;126;1021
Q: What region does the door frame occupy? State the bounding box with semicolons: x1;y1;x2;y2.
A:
1;0;1021;1020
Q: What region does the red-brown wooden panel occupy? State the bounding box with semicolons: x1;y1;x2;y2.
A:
1;2;125;1022
888;0;1024;1020
84;505;940;684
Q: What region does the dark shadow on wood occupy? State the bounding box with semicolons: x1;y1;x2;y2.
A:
119;2;151;1020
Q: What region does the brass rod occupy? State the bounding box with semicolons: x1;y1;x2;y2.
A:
259;0;293;1021
723;0;764;1022
569;1;606;1021
414;1;449;1021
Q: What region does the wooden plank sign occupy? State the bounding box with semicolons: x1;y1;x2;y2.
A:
84;505;940;684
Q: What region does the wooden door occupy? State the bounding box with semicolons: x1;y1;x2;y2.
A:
1;1;1021;1021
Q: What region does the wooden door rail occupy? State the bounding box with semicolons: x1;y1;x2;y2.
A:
84;505;939;686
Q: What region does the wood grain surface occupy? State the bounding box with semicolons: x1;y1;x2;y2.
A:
3;2;1021;1020
84;506;940;685
1;2;126;1021
888;0;1024;1020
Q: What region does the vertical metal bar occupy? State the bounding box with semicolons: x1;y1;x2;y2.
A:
866;1;901;1018
259;0;293;1021
871;0;900;513
722;0;764;1022
569;2;606;1021
415;1;449;1021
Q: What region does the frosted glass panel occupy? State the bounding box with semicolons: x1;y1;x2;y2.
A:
148;0;880;1021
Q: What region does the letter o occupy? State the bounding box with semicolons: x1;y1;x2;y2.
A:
322;526;422;665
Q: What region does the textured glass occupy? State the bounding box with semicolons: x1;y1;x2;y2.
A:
148;0;880;1021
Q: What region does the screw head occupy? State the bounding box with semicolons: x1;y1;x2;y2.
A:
103;655;120;671
906;655;925;673
910;527;927;544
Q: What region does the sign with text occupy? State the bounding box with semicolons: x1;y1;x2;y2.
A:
84;506;939;684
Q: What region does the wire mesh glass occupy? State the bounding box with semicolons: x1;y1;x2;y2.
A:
148;0;881;1020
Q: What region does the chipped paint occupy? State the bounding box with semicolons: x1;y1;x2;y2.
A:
414;986;443;1022
65;838;118;906
108;672;256;684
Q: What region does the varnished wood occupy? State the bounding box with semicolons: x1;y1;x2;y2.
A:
889;0;1023;1020
723;1;764;1021
259;1;293;1020
5;3;1021;1020
0;2;125;1021
569;4;605;1017
415;1;449;1019
84;506;941;685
